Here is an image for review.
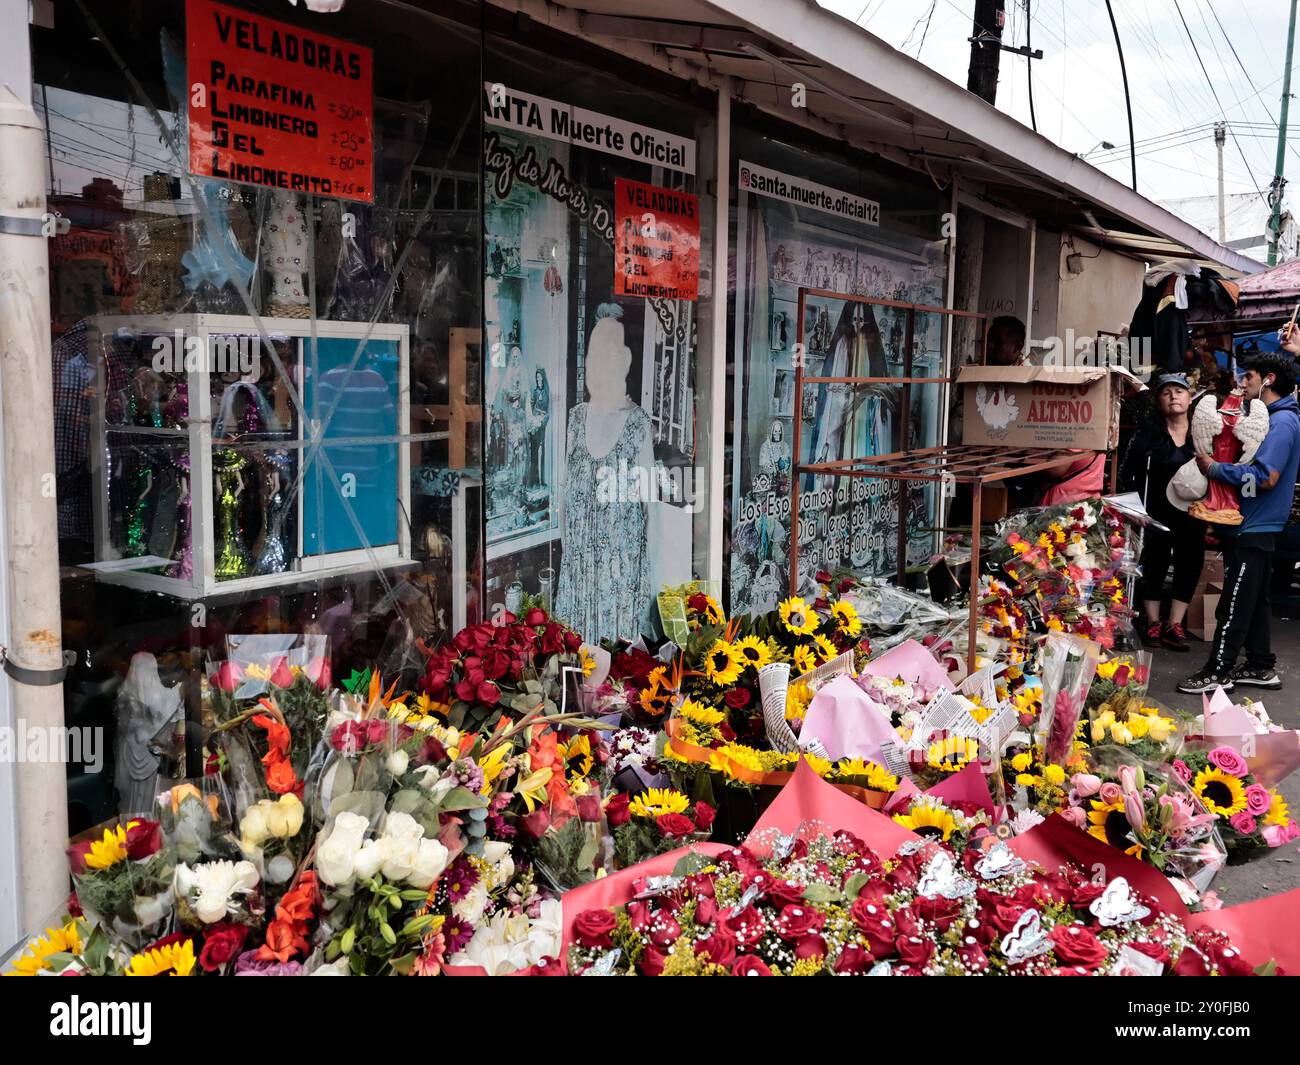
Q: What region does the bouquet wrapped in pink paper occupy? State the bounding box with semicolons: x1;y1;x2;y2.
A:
564;761;1276;976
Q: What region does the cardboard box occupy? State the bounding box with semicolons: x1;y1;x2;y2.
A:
1186;582;1223;644
957;365;1129;451
1201;551;1224;587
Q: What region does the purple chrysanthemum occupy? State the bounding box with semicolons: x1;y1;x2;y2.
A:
442;915;475;953
444;858;480;903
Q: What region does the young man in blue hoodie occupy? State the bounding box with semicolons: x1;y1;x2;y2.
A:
1179;350;1300;693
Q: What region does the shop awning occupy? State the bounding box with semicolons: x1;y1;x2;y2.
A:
487;0;1263;276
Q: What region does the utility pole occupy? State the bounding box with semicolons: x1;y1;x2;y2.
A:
967;0;1006;104
1215;122;1226;243
0;84;69;935
1269;0;1298;266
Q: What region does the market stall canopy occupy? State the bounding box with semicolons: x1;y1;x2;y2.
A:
475;0;1261;276
1221;257;1300;323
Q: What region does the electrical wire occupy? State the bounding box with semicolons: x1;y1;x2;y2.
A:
1171;0;1267;200
1203;0;1300;167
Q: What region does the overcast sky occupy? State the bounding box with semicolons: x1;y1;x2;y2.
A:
819;0;1297;213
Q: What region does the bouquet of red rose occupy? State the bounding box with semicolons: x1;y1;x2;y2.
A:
419;608;590;735
568;828;1264;976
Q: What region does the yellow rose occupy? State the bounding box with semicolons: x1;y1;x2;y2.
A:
1110;721;1133;745
267;794;304;838
239;804;270;847
1091;720;1106;743
1126;715;1150;739
1147;716;1172;743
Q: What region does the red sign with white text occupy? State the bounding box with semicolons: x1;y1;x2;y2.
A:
187;0;374;202
613;177;699;301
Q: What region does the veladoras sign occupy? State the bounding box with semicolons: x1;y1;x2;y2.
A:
187;0;374;202
613;177;699;302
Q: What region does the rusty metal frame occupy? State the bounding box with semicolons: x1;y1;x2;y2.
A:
789;287;1089;671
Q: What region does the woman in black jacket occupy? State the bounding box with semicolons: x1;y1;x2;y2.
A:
1119;374;1207;651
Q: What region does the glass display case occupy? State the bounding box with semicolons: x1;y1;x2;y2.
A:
87;313;412;598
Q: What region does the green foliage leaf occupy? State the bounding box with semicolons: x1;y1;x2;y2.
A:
803;882;843;905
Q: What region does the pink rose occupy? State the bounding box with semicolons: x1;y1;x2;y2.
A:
212;661;243;692
1070;773;1101;797
1244;784;1272;817
1228;811;1257;835
1099;782;1123;805
1059;806;1088;830
305;657;331;691
1208;746;1248;777
1198;890;1223;911
1262;820;1300;848
1170;760;1193;784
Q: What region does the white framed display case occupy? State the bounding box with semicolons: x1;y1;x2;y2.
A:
86;314;412;599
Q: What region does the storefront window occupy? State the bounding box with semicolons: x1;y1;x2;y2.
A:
38;0;483;830
481;25;713;639
726;126;951;614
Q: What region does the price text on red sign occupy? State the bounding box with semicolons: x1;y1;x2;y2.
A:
187;0;374;202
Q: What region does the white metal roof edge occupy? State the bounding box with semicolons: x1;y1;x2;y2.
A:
700;0;1264;275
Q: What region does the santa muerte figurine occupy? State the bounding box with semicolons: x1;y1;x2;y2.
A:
1188;389;1270;524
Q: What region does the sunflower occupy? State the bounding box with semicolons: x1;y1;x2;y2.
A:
680;699;726;726
692;594;725;626
785;680;814;722
6;921;81;976
778;596;818;636
703;640;744;687
414;692;448;719
800;752;834;777
830;599;862;637
124;938;197;977
734;635;773;671
639;671;674;718
1193;766;1248;818
925;735;979;773
561;734;594;778
1265;791;1291;828
812;633;839;663
628;787;691;819
1086;797;1144;858
893;802;958;840
84;821;137;871
836;758;898;792
791;644;817;675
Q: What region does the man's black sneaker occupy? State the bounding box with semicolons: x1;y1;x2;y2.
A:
1141;621;1163;649
1229;664;1283;690
1177;669;1234;694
